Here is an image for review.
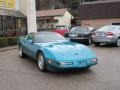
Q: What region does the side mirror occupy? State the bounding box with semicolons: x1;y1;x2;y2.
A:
27;39;33;44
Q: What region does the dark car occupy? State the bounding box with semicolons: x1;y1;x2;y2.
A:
69;26;95;45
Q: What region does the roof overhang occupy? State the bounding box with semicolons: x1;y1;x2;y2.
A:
0;8;26;18
37;16;54;20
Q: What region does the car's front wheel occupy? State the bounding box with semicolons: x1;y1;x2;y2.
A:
19;45;27;58
116;38;120;47
37;52;47;72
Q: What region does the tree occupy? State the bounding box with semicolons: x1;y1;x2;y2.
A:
36;0;98;16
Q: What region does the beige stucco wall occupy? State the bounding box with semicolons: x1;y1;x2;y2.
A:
19;0;37;33
54;11;73;27
19;0;27;15
81;18;120;29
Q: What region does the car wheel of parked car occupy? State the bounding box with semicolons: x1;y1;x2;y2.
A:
37;52;47;72
94;43;100;46
86;39;92;45
116;38;120;47
19;45;27;58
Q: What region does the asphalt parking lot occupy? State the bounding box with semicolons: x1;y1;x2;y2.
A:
0;45;120;90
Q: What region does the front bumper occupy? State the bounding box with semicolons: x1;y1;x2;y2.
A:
46;59;98;71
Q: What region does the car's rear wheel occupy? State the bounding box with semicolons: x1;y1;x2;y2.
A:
116;38;120;47
37;52;47;72
19;45;27;58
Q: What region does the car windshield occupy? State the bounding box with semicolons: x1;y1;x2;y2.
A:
34;32;67;43
71;27;90;33
56;26;67;30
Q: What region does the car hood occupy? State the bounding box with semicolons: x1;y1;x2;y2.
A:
36;42;96;61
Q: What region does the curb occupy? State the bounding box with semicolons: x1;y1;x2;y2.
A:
0;46;18;52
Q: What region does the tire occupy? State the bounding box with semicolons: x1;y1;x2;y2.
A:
94;43;100;46
37;52;47;72
19;45;27;58
116;38;120;47
86;39;92;45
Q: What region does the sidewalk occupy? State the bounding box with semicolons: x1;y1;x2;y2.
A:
0;45;18;52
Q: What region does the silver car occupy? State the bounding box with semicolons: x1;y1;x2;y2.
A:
92;25;120;46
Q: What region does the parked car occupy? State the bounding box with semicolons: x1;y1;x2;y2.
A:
69;26;95;45
92;25;120;46
52;25;69;37
18;32;97;72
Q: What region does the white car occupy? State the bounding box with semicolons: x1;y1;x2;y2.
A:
92;25;120;46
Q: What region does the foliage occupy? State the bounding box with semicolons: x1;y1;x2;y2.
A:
36;0;98;16
0;37;18;47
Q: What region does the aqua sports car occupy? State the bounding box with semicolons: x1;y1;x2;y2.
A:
18;32;97;72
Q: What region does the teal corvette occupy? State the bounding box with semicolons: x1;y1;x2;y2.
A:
18;32;97;72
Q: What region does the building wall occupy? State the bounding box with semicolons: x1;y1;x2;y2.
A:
18;0;27;15
26;0;37;33
81;18;120;28
19;0;37;33
54;11;73;27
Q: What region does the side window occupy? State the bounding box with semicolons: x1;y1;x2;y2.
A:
25;34;34;40
28;34;34;40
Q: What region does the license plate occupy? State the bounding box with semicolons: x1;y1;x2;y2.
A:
96;32;105;36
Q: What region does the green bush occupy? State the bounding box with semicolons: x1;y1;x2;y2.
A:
0;37;8;47
7;37;18;46
0;37;18;48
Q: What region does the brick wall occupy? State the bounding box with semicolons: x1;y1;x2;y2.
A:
81;18;120;29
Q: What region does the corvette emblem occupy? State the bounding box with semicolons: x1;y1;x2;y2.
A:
75;53;79;55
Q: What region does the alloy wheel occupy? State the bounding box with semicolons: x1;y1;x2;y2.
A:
38;53;45;71
19;46;22;57
117;38;120;47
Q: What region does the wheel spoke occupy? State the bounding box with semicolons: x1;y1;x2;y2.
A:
19;47;22;56
38;55;44;70
117;39;120;47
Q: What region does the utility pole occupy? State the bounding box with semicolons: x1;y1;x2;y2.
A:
49;0;55;10
82;0;85;3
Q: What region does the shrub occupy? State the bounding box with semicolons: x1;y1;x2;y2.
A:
0;37;18;48
7;37;18;46
0;37;8;47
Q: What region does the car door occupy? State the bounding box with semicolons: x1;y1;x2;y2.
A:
23;34;36;58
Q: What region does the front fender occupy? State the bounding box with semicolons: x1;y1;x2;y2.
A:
36;47;56;60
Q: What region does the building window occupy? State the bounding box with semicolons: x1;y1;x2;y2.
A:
16;18;27;36
0;16;27;47
2;16;16;37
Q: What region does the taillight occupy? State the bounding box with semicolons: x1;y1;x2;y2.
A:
107;32;114;36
